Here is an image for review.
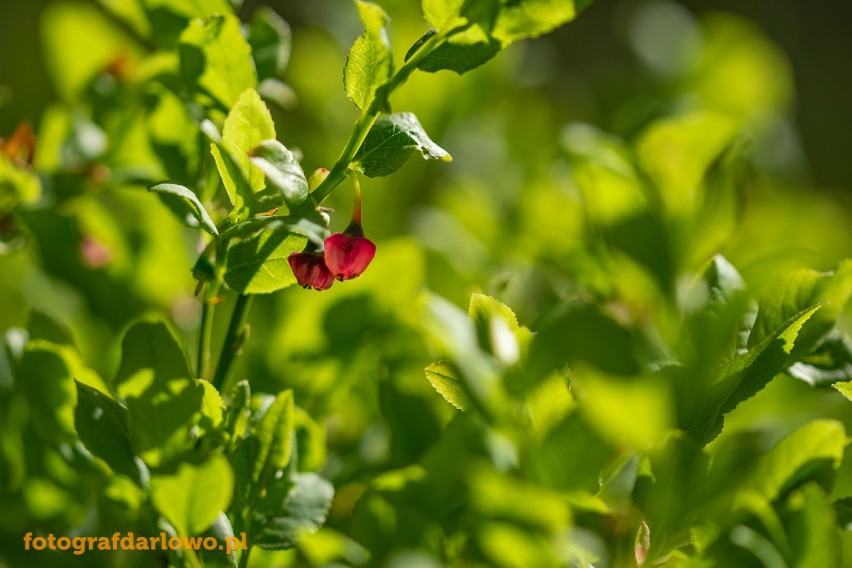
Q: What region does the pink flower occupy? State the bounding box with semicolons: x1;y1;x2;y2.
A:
288;251;334;290
323;232;376;280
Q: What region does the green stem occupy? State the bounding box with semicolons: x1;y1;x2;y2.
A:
310;23;465;204
197;289;215;380
212;293;253;394
238;544;252;568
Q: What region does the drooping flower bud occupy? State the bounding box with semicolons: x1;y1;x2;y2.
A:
288;250;334;290
323;177;375;280
324;232;376;280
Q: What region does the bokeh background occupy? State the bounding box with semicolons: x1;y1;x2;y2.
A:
2;0;852;566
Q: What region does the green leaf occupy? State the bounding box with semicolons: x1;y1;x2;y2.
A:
418;294;504;417
685;305;823;444
417;0;593;74
27;309;75;347
253;473;335;549
531;413;615;492
223;379;251;448
790;333;852;387
223;229;307;294
526;302;643;385
211;88;276;216
636;110;739;217
412;27;501;75
781;483;840;567
492;0;581;44
468;293;530;366
199;512;240;567
425;361;471;410
749;261;852;357
232;389;294;499
114;318;210;467
149;183;219;236
355;112;451;177
180;14;258;109
832;380;852;401
40;2;141;101
250;140;309;211
0;155;41;216
16;342;78;441
255;389;295;479
421;0;498;32
248;6;292;81
75;381;147;484
744;420;846;501
343;0;394;111
151;455;235;536
115;317;194;389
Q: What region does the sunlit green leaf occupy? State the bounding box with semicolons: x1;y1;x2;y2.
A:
492;0;580;44
343;0;393;111
749;261;852;357
223;229;306;294
250;140;309;211
151;455;234;536
425;361;470;411
832;381;852;401
179;14;257;109
685;305;823;444
149;183;219;236
744;420;846;501
211;88;276;216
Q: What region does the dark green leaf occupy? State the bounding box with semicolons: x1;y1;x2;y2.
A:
248;7;292;81
253;473;335;549
199;512;240;567
232;389;294;500
355;112;451;177
149;183;219;236
75;381;147;484
17;342;78;441
343;0;394;111
530;413;614;492
27;309;75;347
526;302;643;384
414;27;501;75
790;333;852;387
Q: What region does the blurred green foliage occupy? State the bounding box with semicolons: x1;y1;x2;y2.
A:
1;0;852;567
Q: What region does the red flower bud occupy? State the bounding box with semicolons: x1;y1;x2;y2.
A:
288;251;334;290
323;231;376;280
